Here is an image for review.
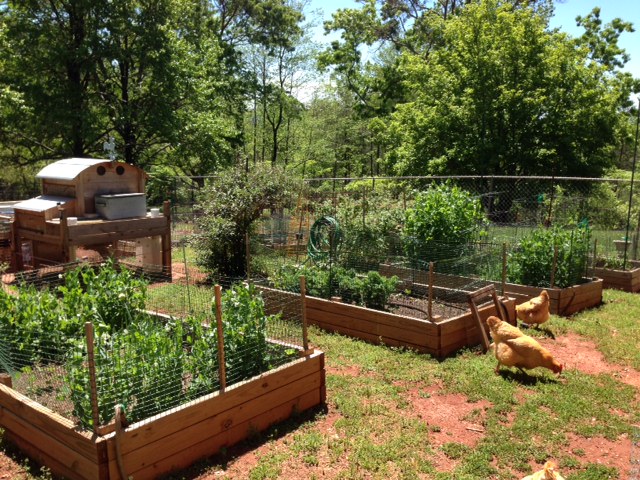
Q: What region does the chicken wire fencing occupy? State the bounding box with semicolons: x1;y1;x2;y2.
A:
251;232;511;322
0;258;306;431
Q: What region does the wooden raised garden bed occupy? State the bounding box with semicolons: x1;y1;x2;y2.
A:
379;262;602;317
495;278;603;316
259;285;515;359
590;260;640;293
0;350;325;480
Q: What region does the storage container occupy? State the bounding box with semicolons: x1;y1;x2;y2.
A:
95;193;146;220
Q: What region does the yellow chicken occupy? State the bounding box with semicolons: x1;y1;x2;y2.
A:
520;461;566;480
486;316;563;375
516;290;550;327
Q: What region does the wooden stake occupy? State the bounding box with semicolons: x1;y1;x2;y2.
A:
501;242;507;296
0;373;12;388
214;285;227;392
550;245;558;288
162;200;172;278
300;275;309;352
84;322;101;433
428;262;434;321
114;404;128;480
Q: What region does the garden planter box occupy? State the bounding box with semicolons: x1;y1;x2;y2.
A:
0;351;325;480
259;286;515;359
494;278;603;316
377;262;602;317
590;261;640;293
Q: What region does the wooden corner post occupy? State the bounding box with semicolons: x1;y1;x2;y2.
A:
300;275;309;353
162;200;172;278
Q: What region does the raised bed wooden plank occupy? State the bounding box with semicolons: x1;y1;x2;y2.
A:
306;297;439;335
310;317;438;352
107;373;323;478
124;388;322;480
306;307;438;346
593;267;638;291
306;318;436;354
0;407;101;479
4;430;106;480
105;352;324;457
0;384;99;462
495;279;602;316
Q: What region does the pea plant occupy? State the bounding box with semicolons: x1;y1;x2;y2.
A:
403;183;487;263
216;282;291;382
507;223;591;288
0;261;295;429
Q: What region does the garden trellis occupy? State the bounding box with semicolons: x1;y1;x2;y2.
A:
0;260;308;431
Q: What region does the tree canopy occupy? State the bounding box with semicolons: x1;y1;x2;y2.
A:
0;0;637;184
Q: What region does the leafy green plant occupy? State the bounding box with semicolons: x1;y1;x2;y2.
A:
59;259;147;331
66;315;189;427
216;282;280;381
507;223;591;288
403;183;487;262
193;164;299;279
270;264;398;311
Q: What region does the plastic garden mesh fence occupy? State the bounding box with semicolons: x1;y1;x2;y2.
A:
0;259;307;430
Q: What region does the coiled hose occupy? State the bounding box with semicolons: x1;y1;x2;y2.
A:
307;216;342;263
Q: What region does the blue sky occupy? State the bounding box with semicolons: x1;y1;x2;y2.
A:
307;0;640;80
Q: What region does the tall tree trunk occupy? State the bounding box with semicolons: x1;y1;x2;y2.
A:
67;3;86;156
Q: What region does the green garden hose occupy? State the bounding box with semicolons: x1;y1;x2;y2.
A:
307;216;342;263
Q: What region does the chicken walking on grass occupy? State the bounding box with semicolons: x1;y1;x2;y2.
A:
520;460;566;480
486;316;563;375
516;290;550;328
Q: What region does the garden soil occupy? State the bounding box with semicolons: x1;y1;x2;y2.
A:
0;333;637;479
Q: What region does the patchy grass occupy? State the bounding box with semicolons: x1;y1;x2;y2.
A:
550;289;640;369
1;289;638;479
145;281;213;317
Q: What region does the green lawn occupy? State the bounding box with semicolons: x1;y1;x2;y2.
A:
2;291;638;479
172;288;638;480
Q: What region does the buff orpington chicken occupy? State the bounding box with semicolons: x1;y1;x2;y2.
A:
520;460;566;480
516;290;550;328
486;316;563;375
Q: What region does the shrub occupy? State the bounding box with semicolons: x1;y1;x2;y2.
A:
403;183;486;262
193;164;299;279
507;224;591;288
